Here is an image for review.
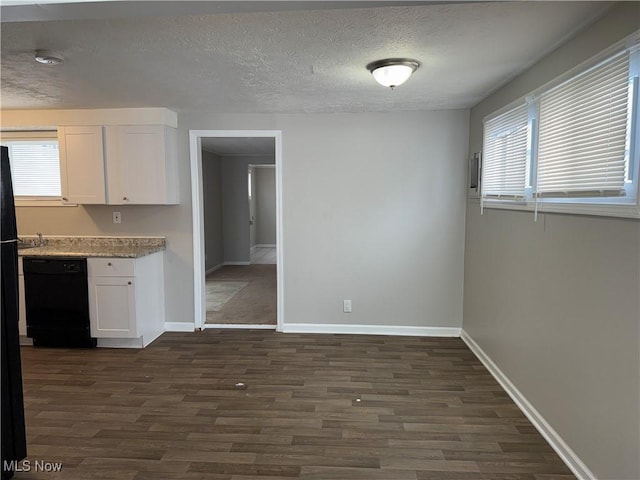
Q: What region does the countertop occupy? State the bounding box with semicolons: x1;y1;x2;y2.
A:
17;236;166;258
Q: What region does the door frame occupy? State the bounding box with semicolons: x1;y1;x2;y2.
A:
189;130;283;331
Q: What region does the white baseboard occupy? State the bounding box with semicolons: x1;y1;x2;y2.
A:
205;263;224;275
97;337;144;349
460;330;595;480
281;323;461;337
254;244;276;248
204;324;276;330
165;322;195;332
224;261;251;266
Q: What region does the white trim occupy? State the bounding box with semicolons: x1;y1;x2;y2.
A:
96;333;163;348
15;199;77;207
189;132;206;331
165;322;195;332
190;130;284;333
2;108;177;128
224;261;250;266
460;330;596;480
253;244;276;248
205;263;224;275
481;199;640;219
282;323;461;337
204;324;276;330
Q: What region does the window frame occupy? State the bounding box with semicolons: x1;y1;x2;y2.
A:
480;31;640;219
0;130;71;207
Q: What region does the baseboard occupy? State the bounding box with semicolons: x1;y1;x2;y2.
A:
97;337;144;349
254;244;276;248
224;261;251;266
460;330;596;480
165;322;195;332
205;263;224;275
281;323;461;337
204;324;276;330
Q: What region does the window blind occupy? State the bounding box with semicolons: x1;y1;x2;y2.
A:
482;103;529;199
536;52;630;197
5;141;61;197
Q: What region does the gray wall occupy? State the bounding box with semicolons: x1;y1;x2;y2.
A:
10;109;469;332
202;150;223;271
255;166;276;245
463;3;639;479
182;110;469;328
221;155;273;263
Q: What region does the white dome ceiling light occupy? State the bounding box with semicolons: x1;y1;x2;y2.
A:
34;50;64;65
367;58;420;89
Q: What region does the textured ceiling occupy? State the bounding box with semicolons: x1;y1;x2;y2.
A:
0;1;609;113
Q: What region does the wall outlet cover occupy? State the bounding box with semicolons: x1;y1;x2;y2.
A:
343;299;352;313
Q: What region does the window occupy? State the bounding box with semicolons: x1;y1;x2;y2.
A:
1;131;62;203
482;102;529;200
481;34;640;218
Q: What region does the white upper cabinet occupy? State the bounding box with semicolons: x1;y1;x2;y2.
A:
57;124;178;205
105;125;178;205
58;126;106;204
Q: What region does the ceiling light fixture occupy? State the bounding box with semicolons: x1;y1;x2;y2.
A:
367;58;419;89
34;50;64;65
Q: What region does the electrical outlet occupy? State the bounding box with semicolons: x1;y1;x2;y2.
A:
343;299;352;313
112;211;121;224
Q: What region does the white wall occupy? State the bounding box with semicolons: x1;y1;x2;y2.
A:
463;3;639;479
255;166;276;245
202;150;223;270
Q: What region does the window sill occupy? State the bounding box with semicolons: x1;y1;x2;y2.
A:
15;199;78;207
480;199;640;219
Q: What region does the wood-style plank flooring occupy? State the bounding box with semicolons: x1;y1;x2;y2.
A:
15;330;574;479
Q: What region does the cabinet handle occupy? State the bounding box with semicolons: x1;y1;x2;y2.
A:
62;197;68;201
107;262;112;266
127;281;132;285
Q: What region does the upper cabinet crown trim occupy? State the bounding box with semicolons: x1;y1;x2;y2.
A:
1;108;178;129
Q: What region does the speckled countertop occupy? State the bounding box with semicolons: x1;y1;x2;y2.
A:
17;236;166;258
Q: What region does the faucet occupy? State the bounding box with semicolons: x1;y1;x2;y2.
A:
36;232;46;247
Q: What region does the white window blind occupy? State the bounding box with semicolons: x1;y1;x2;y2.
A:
536;52;630;197
4;141;61;197
482;103;530;199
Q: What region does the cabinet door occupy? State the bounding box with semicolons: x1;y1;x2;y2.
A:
105;125;177;205
88;277;136;338
58;126;106;204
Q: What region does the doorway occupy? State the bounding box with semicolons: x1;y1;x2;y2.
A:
189;130;283;331
249;165;276;265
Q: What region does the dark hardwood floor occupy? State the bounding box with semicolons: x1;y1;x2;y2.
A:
14;330;574;479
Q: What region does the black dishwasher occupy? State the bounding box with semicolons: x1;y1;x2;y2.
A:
23;257;96;348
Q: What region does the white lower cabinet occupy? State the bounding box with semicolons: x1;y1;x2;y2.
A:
88;253;164;348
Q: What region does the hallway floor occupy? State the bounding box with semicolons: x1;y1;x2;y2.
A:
206;264;276;326
251;246;276;265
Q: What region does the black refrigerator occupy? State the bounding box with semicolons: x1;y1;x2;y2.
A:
1;146;27;479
